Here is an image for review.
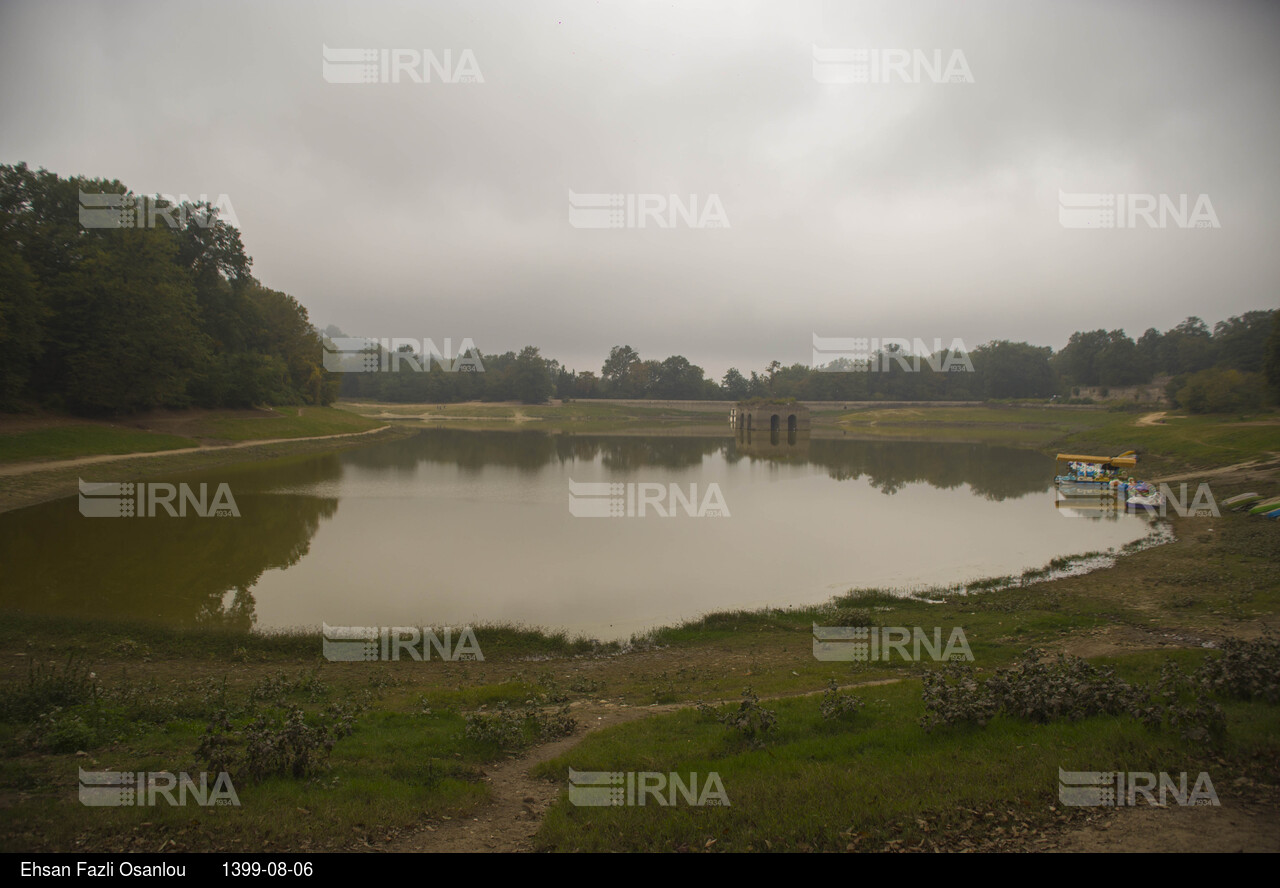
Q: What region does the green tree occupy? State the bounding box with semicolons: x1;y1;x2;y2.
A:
0;243;45;408
510;346;553;404
721;367;748;400
1264;312;1280;401
1212;310;1276;373
973;341;1056;398
50;229;208;413
601;345;641;395
1174;367;1264;414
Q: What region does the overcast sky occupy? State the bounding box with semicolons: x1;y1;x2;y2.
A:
2;0;1277;379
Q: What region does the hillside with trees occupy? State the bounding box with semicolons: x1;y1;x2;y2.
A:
0;162;338;413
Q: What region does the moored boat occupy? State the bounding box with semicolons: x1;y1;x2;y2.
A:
1126;491;1166;511
1054;452;1138;487
1221;492;1261;510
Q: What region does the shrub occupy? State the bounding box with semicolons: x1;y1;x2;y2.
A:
697;687;777;741
818;679;864;721
463;703;577;750
1195;637;1280;703
32;707;97;753
0;656;98;723
920;665;999;731
196;701;359;783
920;649;1238;748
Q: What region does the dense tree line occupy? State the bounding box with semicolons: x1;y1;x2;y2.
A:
4;164;1275;416
0;163;338;413
338;318;1278;413
1050;312;1278;412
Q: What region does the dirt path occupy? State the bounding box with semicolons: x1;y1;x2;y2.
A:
388;680;902;853
1135;411;1169;426
385;674;1280;854
0;426;391;478
1151;454;1280;484
1051;793;1280;853
388;701;674;852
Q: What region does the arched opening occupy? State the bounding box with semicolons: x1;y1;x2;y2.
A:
787;414;797;433
770;414;780;432
746;414;753;431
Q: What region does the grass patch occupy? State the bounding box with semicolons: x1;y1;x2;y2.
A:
0;426;196;463
186;407;381;442
533;651;1280;852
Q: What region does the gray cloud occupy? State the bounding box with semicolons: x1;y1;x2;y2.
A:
2;0;1276;380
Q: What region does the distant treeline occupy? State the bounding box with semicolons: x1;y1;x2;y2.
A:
0;163;339;414
3;162;1277;416
338;313;1280;413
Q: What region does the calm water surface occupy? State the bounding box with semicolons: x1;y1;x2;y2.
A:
0;430;1156;640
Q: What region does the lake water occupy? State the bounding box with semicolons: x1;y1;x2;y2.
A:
0;429;1157;640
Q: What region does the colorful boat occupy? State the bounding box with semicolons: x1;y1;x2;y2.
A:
1247;498;1280;515
1221;492;1261;510
1056;482;1119;498
1054;452;1138;486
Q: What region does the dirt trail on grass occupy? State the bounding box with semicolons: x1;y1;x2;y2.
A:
387;701;675;852
388;680;902;853
387;675;1280;854
1135;411;1170;426
0;426;391;478
1151;454;1280;484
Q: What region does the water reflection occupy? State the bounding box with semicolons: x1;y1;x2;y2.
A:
0;430;1138;637
0;456;342;629
345;428;1054;500
735;428;811;461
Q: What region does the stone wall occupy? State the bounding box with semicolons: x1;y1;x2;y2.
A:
730;403;811;431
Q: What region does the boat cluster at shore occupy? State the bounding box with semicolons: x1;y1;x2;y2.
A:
1054;451;1280;518
1053;451;1166;512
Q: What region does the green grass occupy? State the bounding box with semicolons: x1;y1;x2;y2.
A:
0;407;384;465
339;400;734;433
0;426;196;463
186;407;382;441
834;405;1280;471
0;705;495;852
533;653;1280;852
0;611;614;665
